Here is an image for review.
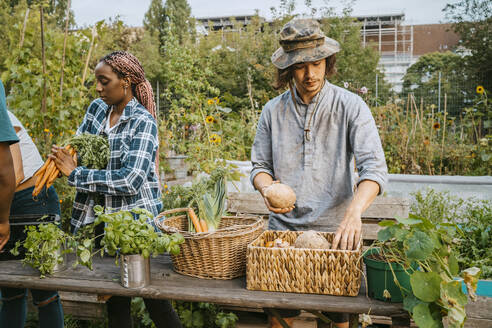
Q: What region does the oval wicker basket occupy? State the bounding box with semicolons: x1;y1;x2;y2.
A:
154;208;264;279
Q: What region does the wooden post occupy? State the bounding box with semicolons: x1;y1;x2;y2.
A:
40;6;47;116
81;25;97;86
19;8;30;48
59;0;71;97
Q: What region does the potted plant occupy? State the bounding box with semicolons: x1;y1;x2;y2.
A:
11;223;71;278
78;205;184;288
364;214;481;328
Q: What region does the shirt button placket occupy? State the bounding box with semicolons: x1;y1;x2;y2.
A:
304;103;314;167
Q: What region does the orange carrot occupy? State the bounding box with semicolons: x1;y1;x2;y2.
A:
34;159;50;177
45;167;60;189
188;208;202;233
199;219;208;233
33;161;55;196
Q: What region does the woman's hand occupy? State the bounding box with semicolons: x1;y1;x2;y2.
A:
49;145;77;177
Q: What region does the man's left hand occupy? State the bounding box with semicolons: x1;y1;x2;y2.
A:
332;210;362;251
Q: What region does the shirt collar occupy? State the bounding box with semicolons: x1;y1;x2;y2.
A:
106;97;139;122
292;79;329;105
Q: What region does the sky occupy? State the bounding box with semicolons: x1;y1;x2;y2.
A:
72;0;453;28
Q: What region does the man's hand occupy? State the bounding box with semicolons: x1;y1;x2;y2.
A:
0;221;10;251
332;209;362;251
49;145;77;177
332;180;380;250
260;182;295;214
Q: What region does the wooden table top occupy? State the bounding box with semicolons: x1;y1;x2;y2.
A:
0;254;405;316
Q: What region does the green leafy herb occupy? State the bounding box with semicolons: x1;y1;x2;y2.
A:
89;205;184;265
11;223;71;278
66;133;110;169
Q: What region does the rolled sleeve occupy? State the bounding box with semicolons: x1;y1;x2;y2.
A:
349;99;388;195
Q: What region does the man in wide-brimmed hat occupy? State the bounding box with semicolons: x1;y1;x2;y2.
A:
250;19;388;328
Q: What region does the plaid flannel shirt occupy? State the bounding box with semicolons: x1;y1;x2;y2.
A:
68;98;162;231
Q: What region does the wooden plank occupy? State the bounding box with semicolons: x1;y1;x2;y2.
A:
465;296;492;320
227;192;409;219
61;300;106;320
0;254;406;317
58;291;105;303
465;318;492;328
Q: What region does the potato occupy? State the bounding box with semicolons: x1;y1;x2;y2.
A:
294;230;331;249
264;183;296;208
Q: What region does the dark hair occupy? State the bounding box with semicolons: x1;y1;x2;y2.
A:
273;54;337;90
99;51;156;119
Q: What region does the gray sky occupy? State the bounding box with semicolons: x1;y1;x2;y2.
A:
72;0;452;28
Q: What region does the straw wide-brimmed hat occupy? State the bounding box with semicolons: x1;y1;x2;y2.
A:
271;19;341;70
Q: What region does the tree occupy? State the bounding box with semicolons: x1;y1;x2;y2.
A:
143;0;194;47
443;0;492;92
401;51;471;116
143;0;166;40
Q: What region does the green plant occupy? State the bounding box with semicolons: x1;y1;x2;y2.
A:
197;176;226;232
66;133;110;169
162;167;239;233
454;200;492;279
411;189;492;278
79;206;184;266
369;215;480;327
11;222;70;278
174;301;238;328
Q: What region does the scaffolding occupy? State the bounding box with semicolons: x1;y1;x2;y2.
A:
356;14;415;92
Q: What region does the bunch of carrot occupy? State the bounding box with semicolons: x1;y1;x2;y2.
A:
32;145;76;197
187;208;208;233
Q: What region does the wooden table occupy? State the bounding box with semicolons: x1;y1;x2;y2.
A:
0;254;410;327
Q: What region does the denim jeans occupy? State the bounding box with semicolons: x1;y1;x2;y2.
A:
0;186;64;327
0;288;64;328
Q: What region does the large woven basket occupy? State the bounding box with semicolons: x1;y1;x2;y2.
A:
155;208;264;279
246;230;362;296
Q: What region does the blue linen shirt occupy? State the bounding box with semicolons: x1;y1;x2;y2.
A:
250;81;387;231
68;98;162;231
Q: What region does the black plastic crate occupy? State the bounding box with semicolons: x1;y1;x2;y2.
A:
0;214;59;261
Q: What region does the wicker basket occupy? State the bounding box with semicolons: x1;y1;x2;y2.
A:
246;230;362;296
155;208;264;279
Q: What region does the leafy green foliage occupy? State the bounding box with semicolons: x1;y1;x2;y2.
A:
411;189;492;278
369;209;481;327
174;301;238;328
66;133;110;169
372;102;491;176
444;0;492;93
162;166;232;209
11;223;69;278
410;271;441;302
402;52;471;117
412;303;443;328
91;205;184;261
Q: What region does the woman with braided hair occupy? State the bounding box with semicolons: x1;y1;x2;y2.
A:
50;51;182;328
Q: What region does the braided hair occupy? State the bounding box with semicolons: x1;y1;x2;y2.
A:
100;51;160;181
100;51;156;118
